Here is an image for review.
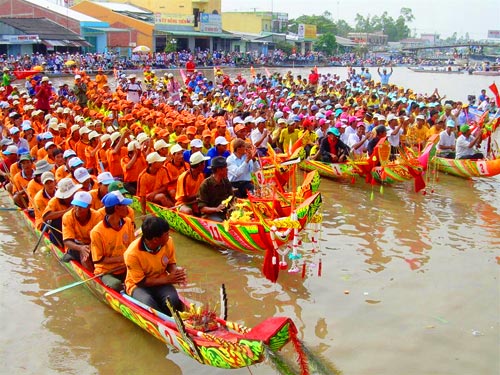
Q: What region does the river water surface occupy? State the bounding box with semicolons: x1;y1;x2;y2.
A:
0;68;499;375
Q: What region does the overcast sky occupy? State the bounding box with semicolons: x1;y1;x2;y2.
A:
222;0;500;40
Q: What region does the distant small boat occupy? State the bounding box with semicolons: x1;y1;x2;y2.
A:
407;67;464;74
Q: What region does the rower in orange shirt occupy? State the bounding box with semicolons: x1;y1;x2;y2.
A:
11;154;34;208
75;126;91;161
121;140;147;195
89;171;115;211
26;159;54;203
84;131;101;175
90;191;135;291
33;172;56;230
175;151;208;215
106;131;129;180
164;144;188;203
62;191;103;271
137;152;171;213
55;150;77;181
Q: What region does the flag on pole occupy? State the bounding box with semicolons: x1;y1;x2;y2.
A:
179;69;187;85
489;82;500;106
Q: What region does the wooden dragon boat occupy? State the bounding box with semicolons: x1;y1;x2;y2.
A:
139;185;322;255
431;157;500;178
10;195;308;370
298;147;367;181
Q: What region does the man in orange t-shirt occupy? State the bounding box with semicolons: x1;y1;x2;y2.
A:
137;152;170;213
62;191;103;271
175;151;207;214
90;191;135;291
164;144;188;201
33;172;56;230
124;216;186;315
121;141;147;195
43;178;82;246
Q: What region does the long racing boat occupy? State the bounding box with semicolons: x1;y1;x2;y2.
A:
9;192;311;371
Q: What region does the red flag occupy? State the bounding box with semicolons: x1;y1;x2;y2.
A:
12;70;39;79
406;165;426;193
489;82;500;107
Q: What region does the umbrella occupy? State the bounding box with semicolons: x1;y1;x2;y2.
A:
64;60;76;66
32;65;44;72
133;45;151;53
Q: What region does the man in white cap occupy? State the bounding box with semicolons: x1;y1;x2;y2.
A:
26;159;54;203
0;145;18;191
137;152;170;212
206;136;230;175
62;191;102;270
386;113;404;158
175;151;209;214
124;74;142;103
437;120;457;159
42;177;82;246
35;76;52;113
165;73;181;102
9;126;29;151
74;166;95;192
89;171;115;210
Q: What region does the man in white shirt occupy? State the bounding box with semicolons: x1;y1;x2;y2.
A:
386;113;403;159
437;120;457;158
124;75;142;103
250;117;271;156
455;124;484;159
227;139;260;198
347;122;372;157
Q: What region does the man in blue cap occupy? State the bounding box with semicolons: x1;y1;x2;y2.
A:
90;191;135;291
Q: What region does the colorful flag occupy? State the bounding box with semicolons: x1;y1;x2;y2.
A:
489;82;500;106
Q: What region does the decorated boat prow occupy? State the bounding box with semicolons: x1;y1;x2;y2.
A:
144;189;322;255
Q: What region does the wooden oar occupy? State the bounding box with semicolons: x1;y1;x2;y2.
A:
0;206;20;211
32;220;51;254
43;265;125;297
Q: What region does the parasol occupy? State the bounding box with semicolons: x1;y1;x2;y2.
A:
132;45;151;53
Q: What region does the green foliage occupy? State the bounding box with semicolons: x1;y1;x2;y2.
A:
275;40;294;55
289;11;336;34
164;39;177;53
353;8;414;41
288;8;413;41
314;33;337;55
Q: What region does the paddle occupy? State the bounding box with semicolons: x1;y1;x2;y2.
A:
32;220;51;254
43;265;125;297
0;206;20;211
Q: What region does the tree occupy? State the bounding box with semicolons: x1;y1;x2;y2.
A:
353;8;414;41
289;11;336;35
314;33;338;55
275;40;294;55
334;20;353;37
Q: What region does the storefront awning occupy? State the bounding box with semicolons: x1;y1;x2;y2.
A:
87;27;131;33
42;39;92;48
158;30;240;40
